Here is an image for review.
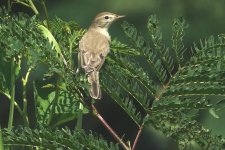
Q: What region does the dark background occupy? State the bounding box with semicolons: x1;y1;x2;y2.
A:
1;0;225;149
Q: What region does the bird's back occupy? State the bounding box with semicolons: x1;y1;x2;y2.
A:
79;28;110;55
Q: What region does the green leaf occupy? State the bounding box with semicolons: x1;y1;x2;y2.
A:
122;21;168;85
35;83;88;126
171;17;188;66
2;127;119;150
209;108;220;119
1;9;225;149
37;24;67;66
147;15;174;76
102;77;142;126
215;98;225;111
49;113;77;127
14;64;21;78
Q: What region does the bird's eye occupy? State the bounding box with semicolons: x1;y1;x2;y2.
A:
104;16;109;19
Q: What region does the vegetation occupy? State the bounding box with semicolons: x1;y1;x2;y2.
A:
0;1;225;150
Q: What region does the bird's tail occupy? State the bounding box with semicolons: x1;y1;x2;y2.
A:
87;71;101;99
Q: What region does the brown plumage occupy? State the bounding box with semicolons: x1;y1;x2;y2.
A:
78;12;125;99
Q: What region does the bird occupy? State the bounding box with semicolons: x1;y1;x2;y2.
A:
78;12;125;99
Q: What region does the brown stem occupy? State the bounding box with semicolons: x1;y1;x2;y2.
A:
91;104;131;150
132;125;143;150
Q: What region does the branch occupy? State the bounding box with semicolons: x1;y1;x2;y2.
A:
91;104;131;150
132;125;143;150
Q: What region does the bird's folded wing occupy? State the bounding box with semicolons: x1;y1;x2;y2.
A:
79;31;110;72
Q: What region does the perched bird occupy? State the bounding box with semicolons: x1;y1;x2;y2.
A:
78;12;125;99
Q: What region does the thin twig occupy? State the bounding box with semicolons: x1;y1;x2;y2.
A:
22;67;32;127
91;104;131;150
132;125;143;150
0;126;4;150
0;91;23;117
41;0;50;29
8;57;15;130
28;0;39;15
8;0;11;11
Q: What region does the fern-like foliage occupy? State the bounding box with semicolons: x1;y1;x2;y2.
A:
1;4;225;149
101;15;225;149
0;8;113;149
0;10;85;126
2;127;119;150
34;83;89;127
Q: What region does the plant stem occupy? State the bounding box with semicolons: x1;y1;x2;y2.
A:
8;58;15;130
27;0;39;15
0;126;4;150
132;125;143;150
41;0;50;29
33;81;39;123
21;68;32;127
0;91;23;118
76;103;83;130
69;37;73;69
91;104;131;150
47;76;61;125
7;0;11;11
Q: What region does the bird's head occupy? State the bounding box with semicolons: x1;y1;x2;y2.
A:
91;12;125;29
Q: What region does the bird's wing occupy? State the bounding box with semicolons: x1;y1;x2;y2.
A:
79;31;110;72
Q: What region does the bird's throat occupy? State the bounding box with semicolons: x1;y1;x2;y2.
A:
96;27;111;41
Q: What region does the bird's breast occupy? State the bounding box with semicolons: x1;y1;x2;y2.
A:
96;28;111;41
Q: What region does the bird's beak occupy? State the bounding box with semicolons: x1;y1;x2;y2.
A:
116;15;126;19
